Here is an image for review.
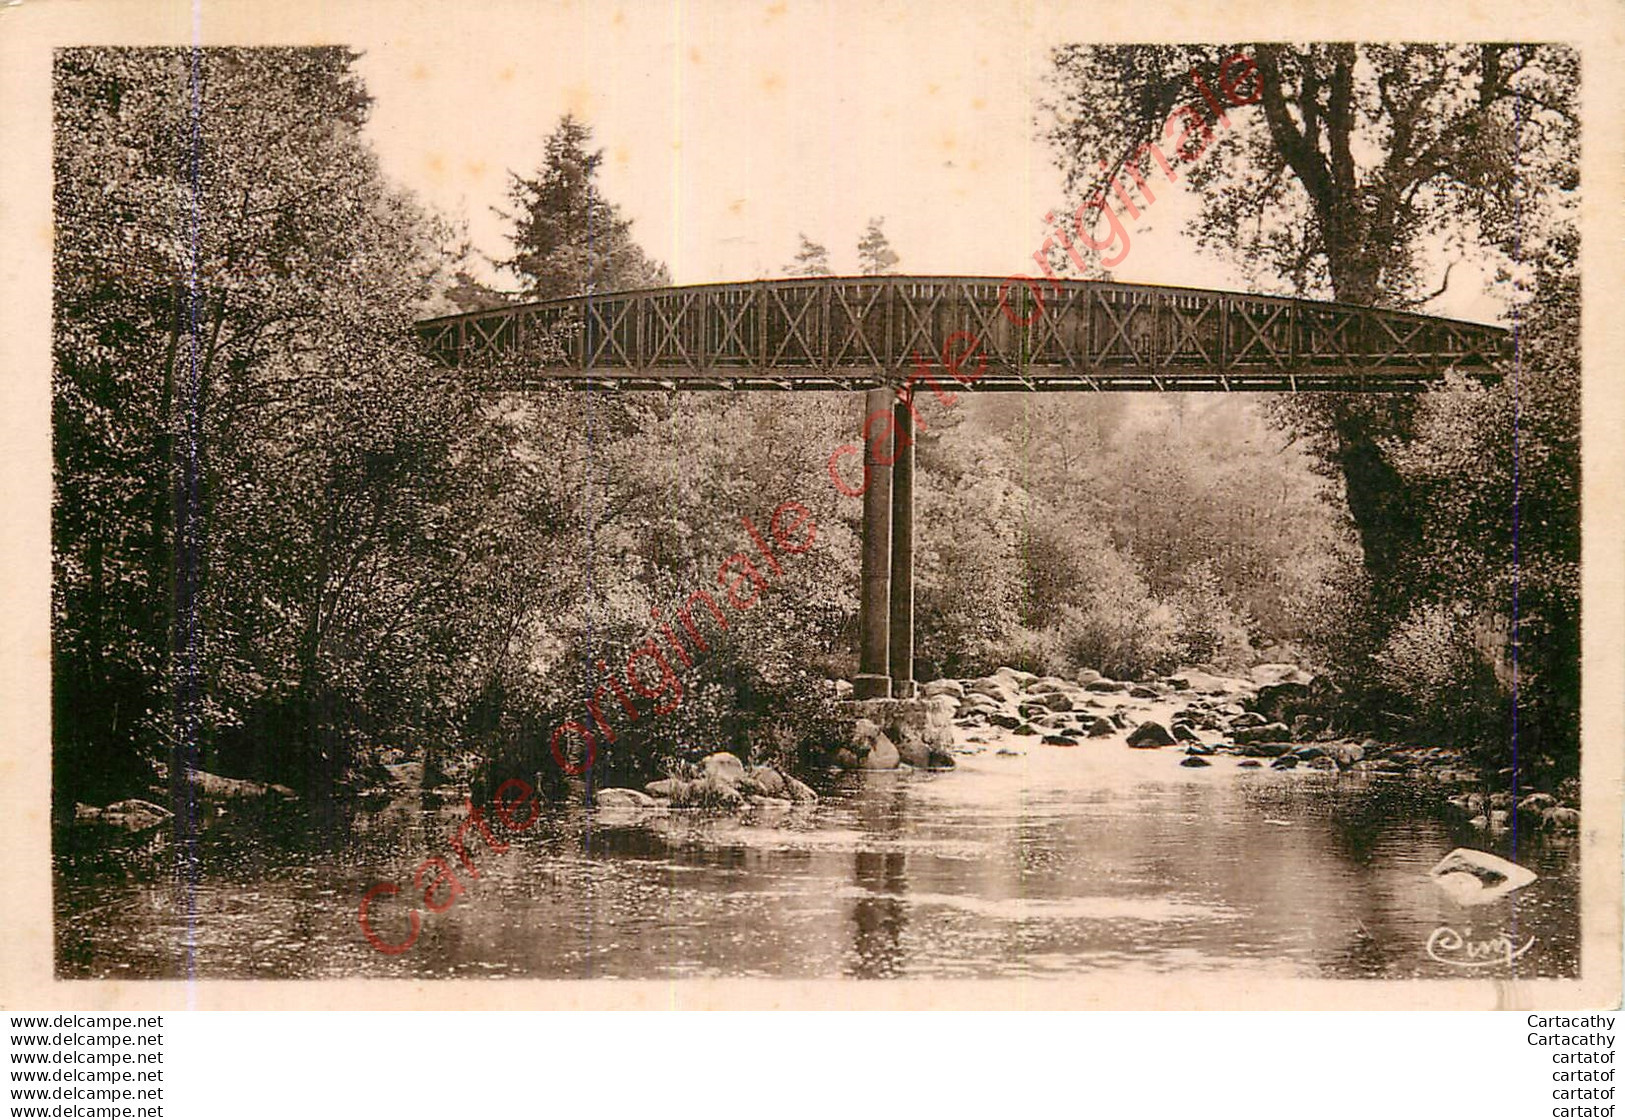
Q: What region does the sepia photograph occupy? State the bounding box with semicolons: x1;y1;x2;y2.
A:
8;1;1617;1008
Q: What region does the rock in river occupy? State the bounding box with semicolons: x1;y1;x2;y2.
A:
1126;721;1176;748
74;799;172;833
1542;807;1581;832
702;752;747;783
1428;847;1537;905
596;788;658;808
1233;723;1291;744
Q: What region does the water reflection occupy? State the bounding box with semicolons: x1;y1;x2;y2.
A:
849;778;909;977
55;742;1581;981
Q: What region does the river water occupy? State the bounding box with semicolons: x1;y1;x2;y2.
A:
56;722;1580;981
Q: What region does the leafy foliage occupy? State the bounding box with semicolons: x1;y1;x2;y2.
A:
1039;43;1581;771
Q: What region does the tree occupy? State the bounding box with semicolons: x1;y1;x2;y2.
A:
856;217;900;275
497;114;670;299
786;233;832;277
1040;44;1576;618
52;47;541;808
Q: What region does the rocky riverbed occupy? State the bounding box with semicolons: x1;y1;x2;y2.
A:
826;663;1582;837
68;662;1579;843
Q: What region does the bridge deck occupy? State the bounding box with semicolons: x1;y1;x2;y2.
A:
414;276;1508;392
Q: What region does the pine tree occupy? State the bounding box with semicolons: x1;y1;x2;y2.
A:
786;233;832;277
856;217;900;275
498;114;670;299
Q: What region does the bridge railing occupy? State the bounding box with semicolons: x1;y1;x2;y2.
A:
415;276;1508;390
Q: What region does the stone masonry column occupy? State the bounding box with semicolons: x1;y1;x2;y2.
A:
853;388;894;700
888;392;916;699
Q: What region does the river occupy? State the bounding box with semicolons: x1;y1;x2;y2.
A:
55;720;1579;981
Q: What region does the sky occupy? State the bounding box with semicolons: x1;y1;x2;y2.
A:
337;1;1503;321
1;0;1452;323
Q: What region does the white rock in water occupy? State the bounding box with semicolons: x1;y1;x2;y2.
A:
1428;848;1537;906
700;752;746;783
595;788;658;808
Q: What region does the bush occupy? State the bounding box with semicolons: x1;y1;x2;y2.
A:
1167;560;1257;669
1370;601;1513;752
1051;551;1180;680
981;625;1069;677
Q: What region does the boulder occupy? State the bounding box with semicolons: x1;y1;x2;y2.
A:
993;666;1038;689
897;735;954;769
1233;723;1291;744
921;679;964;700
670;775;747;810
1237;759;1262;768
1307;756;1336;770
1128;685;1161;699
1269;755;1299;769
1290;714;1326;740
1085;717;1115;738
781;775;819;803
1449;793;1486;815
1250;663;1307;684
185;769;297;801
1041;735;1079;747
896;737;933;767
701;752;747;784
1012;724;1039;737
1291;745;1326;761
1228;712;1268;730
989;712;1024;731
1029;676;1079;694
1183;743;1215;756
1240;741;1294;758
645;778;682;798
1542;807;1581;832
1428;847;1537;905
596;788;658;808
75;799;172;833
833;718;900;770
1085;679;1126;693
1126;721;1176;748
1249;680;1311;720
861;733;901;770
1179;756;1212;768
1074;668;1102;685
967;677;1018;704
745;765;788;798
1324;742;1366;769
1030;692;1075;712
1171;723;1200;743
1517;793;1557;823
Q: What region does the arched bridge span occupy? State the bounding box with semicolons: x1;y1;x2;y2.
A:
415;275;1507;392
